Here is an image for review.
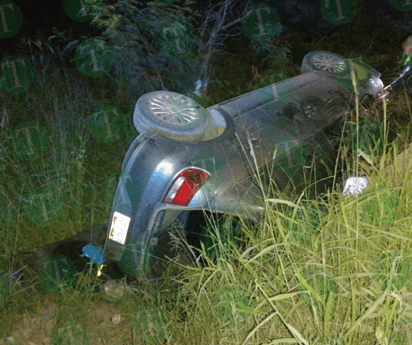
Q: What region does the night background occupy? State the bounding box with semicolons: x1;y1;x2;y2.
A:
1;0;412;344
1;0;411;97
2;0;411;79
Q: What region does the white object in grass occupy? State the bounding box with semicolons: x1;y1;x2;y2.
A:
342;177;368;195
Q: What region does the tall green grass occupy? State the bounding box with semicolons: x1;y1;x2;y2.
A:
1;48;412;344
0;58;136;270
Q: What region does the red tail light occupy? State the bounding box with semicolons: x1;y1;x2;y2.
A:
163;168;210;206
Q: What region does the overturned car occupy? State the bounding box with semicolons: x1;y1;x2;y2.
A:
102;50;402;278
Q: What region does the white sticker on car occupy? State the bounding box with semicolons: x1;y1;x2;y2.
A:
108;212;130;245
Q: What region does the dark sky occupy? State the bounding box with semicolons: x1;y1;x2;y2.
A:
1;0;100;56
1;0;410;58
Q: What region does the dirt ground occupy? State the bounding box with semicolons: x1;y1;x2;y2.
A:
4;298;136;344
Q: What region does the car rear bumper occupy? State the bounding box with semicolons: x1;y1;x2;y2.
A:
104;177;266;263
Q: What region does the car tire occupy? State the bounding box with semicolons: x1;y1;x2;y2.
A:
133;91;209;142
301;51;348;74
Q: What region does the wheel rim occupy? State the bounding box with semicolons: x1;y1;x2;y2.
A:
310;53;347;73
148;93;205;126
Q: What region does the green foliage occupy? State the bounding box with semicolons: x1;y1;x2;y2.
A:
89;0;202;94
199;216;240;260
247;27;292;64
283;201;323;243
2;6;412;344
361;188;400;226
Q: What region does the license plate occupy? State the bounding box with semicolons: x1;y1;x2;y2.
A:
108;212;130;245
